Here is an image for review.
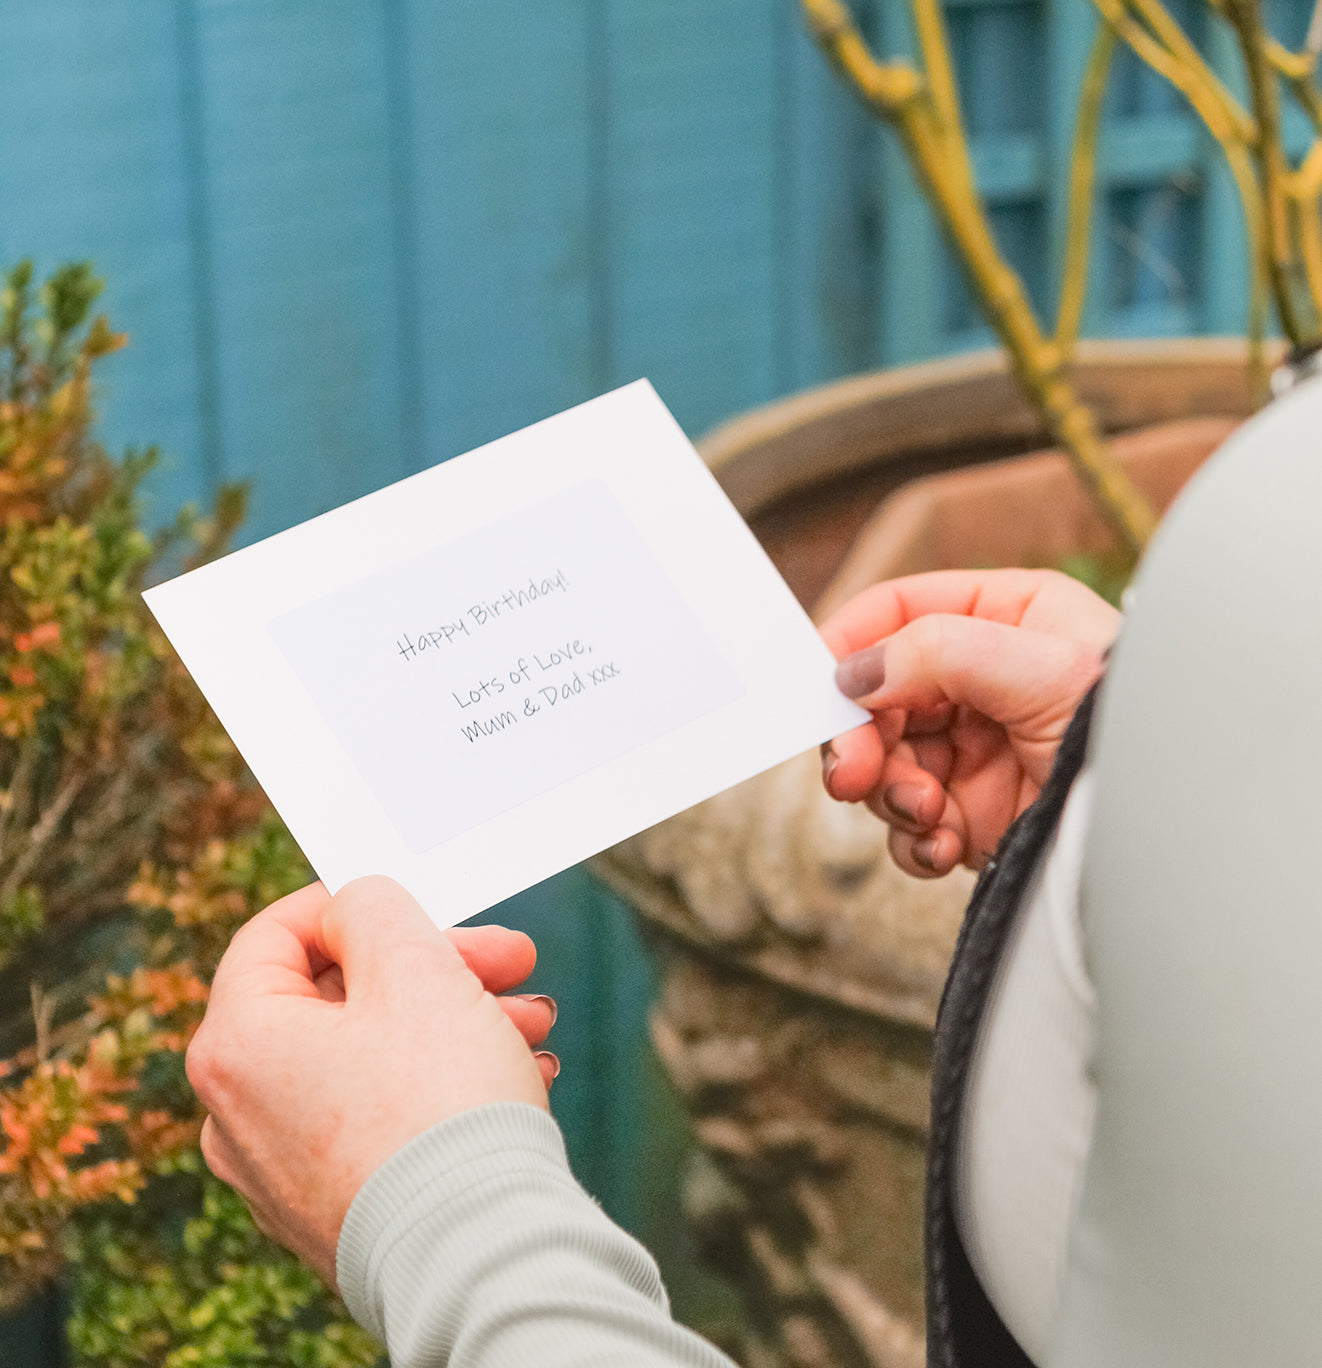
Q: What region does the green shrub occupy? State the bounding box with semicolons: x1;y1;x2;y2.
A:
0;261;383;1365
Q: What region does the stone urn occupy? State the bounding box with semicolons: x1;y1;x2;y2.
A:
591;340;1262;1368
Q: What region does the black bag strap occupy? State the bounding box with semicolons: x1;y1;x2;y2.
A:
925;678;1103;1368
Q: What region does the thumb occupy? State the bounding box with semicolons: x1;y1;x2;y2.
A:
836;614;1103;739
318;874;468;1002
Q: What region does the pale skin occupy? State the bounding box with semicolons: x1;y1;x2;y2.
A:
189;567;1117;1292
186;875;556;1287
820;567;1121;876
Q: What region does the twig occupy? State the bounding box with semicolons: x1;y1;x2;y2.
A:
1057;23;1117;358
1088;0;1270;394
1264;38;1322;132
1223;0;1322;344
1;771;88;906
802;0;1157;554
29;982;54;1063
0;736;40;864
910;0;976;192
1289;145;1322;302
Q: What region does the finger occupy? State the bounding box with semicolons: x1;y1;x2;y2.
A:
904;703;955;735
319;876;469;1003
314;964;346;1002
820;566;1123;662
820;569;1063;659
498;993;557;1047
869;740;961;838
199;1114;241;1188
535;1051;561;1088
906;733;956;788
889;824;964;879
866;758;946;833
207;882;335;1013
822;719;885;802
446;925;537;993
837;617;1102;762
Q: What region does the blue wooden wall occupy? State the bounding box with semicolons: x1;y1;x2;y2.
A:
5;1;1307;537
0;0;1309;1285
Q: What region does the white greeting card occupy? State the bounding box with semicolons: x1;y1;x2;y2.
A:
145;381;867;927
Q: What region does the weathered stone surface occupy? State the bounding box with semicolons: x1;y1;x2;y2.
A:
602;751;972;1031
595;748;972;1368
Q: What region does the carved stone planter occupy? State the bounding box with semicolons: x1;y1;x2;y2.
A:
593;340;1263;1368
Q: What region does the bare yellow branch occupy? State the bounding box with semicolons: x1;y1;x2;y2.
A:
1223;0;1322;344
1088;0;1271;392
800;0;1158;554
801;0;925;113
910;0;977;190
1091;0;1253;146
1288;146;1322;304
1057;23;1116;359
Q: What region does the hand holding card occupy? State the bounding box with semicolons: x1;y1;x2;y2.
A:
146;381;866;927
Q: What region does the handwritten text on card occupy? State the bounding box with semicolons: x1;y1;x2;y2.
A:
272;481;743;853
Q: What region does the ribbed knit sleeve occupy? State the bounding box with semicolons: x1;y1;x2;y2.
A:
336;1102;738;1368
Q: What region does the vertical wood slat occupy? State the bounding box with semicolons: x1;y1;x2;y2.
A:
605;0;782;434
777;6;881;390
186;0;411;541
397;0;601;465
0;1;209;524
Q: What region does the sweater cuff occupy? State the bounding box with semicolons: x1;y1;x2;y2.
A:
336;1102;574;1341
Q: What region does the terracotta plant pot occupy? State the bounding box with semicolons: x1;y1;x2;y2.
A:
593;339;1263;1368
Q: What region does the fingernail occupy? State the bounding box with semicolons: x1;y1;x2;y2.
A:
535;1050;561;1079
883;782;925;826
912;835;941;873
516;994;558;1028
820;742;839;792
835;644;885;699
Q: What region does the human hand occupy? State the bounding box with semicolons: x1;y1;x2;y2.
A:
186;877;556;1287
820;569;1120;877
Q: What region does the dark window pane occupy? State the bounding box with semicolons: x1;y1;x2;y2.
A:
949;0;1047;137
1106;175;1203;312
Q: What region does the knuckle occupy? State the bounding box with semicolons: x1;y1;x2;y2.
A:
908;612;952;672
198;1116;218;1164
184;1027;229;1107
221;916;263;963
198;1117;230;1183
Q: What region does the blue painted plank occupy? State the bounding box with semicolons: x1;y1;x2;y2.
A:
1099;118;1202;184
0;1;210;525
950;0;1049;139
972;134;1047;200
396;1;601;463
605;0;788;436
187;0;412;540
777;5;881;390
